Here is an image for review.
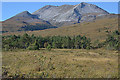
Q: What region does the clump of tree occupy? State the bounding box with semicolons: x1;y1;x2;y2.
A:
2;34;91;50
104;30;120;50
20;24;57;31
93;30;120;50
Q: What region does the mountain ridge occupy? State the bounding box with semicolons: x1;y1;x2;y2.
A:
2;2;115;32
32;2;109;26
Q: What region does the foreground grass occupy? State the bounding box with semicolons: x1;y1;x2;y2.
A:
2;49;118;78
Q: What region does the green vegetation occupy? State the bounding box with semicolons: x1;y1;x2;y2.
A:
96;30;120;50
2;34;91;51
104;30;120;50
46;44;51;51
2;30;120;51
19;24;57;31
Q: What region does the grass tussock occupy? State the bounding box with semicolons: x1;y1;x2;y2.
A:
2;49;118;78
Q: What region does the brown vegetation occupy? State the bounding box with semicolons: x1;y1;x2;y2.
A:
2;49;118;78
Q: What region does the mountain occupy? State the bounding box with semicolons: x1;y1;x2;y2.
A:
2;11;56;32
32;2;109;26
2;2;115;32
3;14;118;42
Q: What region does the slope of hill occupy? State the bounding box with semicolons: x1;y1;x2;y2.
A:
32;2;109;26
2;11;56;32
3;14;118;42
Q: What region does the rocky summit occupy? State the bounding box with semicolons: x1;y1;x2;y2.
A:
32;2;109;26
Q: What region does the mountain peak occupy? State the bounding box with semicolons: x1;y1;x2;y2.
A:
44;5;55;7
15;11;31;17
75;2;89;7
21;11;30;14
81;2;86;4
81;2;88;4
32;3;109;25
41;5;56;9
73;2;109;14
14;11;39;19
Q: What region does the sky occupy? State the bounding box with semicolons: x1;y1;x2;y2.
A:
1;2;118;21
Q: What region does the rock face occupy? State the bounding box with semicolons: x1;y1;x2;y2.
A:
32;2;109;26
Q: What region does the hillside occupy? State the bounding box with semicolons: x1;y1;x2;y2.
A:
3;14;118;42
2;11;56;32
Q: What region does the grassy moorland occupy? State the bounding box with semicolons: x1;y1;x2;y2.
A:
2;30;119;78
2;49;118;78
